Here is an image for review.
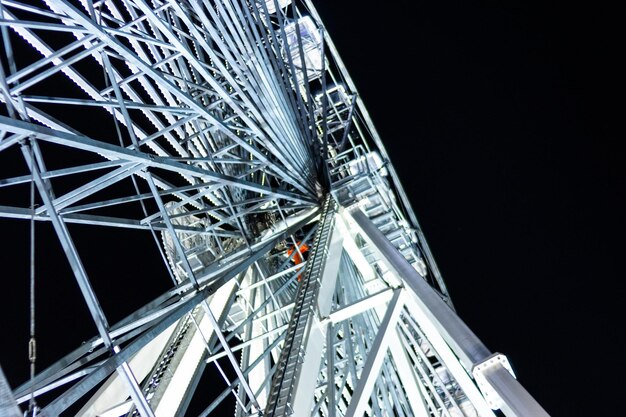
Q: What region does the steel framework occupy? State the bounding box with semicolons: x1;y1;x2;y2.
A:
0;0;549;416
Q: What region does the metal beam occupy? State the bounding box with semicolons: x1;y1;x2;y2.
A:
387;332;430;417
344;288;404;417
474;355;550;417
349;208;489;370
0;116;315;204
0;366;21;417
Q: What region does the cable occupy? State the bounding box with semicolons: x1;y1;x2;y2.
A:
27;139;37;416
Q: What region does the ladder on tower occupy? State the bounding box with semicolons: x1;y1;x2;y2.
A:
265;196;337;417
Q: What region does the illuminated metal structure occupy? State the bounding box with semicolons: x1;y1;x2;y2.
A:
0;0;550;416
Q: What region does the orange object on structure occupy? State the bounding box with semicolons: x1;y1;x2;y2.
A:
287;242;309;281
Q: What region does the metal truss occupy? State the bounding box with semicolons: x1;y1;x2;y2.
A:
0;0;549;416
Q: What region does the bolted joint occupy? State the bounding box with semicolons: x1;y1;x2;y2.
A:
472;352;515;410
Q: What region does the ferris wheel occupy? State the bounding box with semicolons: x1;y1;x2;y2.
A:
0;0;549;416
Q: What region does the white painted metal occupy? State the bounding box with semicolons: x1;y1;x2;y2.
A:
344;288;404;417
76;323;177;416
289;214;342;416
0;367;22;417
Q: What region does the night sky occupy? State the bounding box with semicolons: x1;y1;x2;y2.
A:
313;1;624;416
0;1;623;416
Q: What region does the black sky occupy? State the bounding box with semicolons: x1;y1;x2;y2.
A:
313;1;624;416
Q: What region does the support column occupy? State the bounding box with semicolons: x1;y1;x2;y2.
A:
344;289;404;417
0;366;21;417
387;333;430;417
265;197;341;417
348;207;549;417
